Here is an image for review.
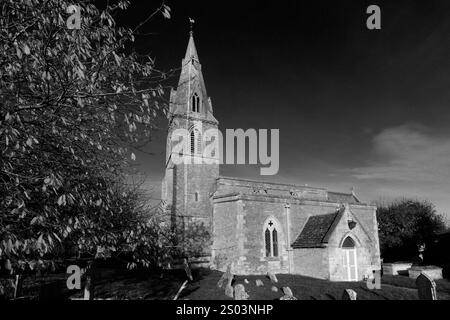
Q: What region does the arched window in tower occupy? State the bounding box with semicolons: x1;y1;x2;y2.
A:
190;130;195;154
190;128;202;155
191;92;200;112
264;219;279;258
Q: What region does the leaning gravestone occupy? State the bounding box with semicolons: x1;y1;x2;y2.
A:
282;286;293;297
342;289;357;300
234;284;249;300
217;263;233;289
217;273;226;288
219;263;235;298
267;271;278;284
225;274;234;296
279;286;297;300
225;284;234;298
416;273;437;300
255;279;264;287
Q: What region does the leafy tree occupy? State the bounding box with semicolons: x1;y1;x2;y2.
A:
0;0;172;274
377;199;446;262
171;219;212;259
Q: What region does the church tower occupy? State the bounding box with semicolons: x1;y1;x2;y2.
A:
161;31;219;236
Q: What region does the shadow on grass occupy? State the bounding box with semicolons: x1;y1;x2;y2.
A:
19;268;450;300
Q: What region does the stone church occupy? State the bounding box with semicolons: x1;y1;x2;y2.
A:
162;32;381;281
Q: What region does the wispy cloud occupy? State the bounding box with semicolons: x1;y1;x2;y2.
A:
348;123;450;183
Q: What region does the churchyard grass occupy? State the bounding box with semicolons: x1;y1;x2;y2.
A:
14;268;450;300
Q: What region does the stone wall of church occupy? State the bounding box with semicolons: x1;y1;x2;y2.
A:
291;248;329;279
211;199;239;270
169;162;218;230
216;177;329;200
211;193;380;278
349;205;381;266
234;199;290;275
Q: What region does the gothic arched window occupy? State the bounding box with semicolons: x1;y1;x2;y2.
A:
265;229;271;257
272;229;278;257
342;236;355;248
264;219;279;258
190;130;195;154
191;92;200;112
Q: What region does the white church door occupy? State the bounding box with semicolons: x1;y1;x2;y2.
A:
342;237;358;281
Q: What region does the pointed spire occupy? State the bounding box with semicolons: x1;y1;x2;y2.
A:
170;23;216;121
184;19;199;63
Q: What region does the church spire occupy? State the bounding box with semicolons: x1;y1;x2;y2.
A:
168;24;217;122
184;27;199;63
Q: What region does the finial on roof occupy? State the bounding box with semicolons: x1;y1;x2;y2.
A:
350;186;361;203
189;17;195;37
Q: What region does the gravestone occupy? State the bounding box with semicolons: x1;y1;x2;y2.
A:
221;263;235;298
279;286;297;300
255;279;264;287
271;286;278;292
416;273;437;300
234;284;249;300
280;295;298;300
342;289;357;300
244;279;249;284
282;286;293;297
217;263;233;288
83;262;96;300
267;272;278;284
225;284;234;298
217;273;226;288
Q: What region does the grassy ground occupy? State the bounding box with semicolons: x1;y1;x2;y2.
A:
183;270;450;300
18;268;450;300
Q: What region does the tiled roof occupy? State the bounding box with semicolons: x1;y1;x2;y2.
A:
291;212;339;248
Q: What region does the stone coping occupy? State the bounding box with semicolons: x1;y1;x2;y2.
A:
409;265;443;270
383;262;413;275
408;265;443;280
212;192;374;208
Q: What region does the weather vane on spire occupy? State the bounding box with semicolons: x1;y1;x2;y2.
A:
189;17;195;36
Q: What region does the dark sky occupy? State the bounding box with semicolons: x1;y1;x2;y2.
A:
114;0;450;221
